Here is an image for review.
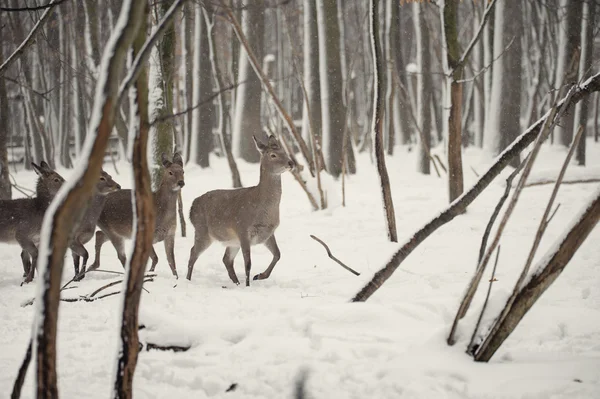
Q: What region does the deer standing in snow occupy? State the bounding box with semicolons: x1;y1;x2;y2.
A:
186;134;295;286
88;152;184;277
71;170;121;280
0;161;65;282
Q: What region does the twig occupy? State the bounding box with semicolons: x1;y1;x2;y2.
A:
475;125;585;359
60;291;120;303
467;245;501;355
470;166;480;178
456;0;498;70
433;154;448;174
145;342;190;352
525;178;600;187
547;203;561;225
310;235;360;276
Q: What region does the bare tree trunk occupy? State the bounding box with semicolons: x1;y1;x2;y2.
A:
475;188;600;361
414;1;432;175
232;0;264;163
371;0;397;242
301;0;322;150
113;5;155;397
574;0;595;165
394;1;412;145
473;1;485;148
442;0;464;202
29;1;145;396
555;0;583;147
181;2;194;162
0;28;12;199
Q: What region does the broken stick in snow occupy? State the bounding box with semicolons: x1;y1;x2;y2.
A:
310;235;360;276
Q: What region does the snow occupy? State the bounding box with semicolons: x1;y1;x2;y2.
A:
1;139;599;398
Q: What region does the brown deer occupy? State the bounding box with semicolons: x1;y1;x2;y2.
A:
0;162;65;282
71;170;121;280
87;152;184;277
186;135;295;286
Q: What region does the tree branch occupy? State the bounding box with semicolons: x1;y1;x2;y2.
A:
351;72;600;303
456;0;498;71
310;235;360;276
0;0;68;12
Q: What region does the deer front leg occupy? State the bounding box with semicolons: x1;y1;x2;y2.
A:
239;236;252;287
253;235;280;281
149;247;158;272
17;237;38;283
20;250;31;278
222;246;240;285
163;236;178;278
70;240;88;281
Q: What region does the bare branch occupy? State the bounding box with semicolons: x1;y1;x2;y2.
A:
456;0;498;70
310;235;360;276
0;0;68;12
0;0;59;75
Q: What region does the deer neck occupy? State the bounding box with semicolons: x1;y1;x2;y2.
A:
35;180;53;208
85;191;107;223
258;164;282;206
154;181;179;212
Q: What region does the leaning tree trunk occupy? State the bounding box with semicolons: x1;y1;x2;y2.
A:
370;0;397;243
475;188;600;361
441;0;464;203
232;0;264;163
113;4;155;397
29;0;145;396
555;0;583;147
574;0;595;166
414;1;432;175
316;0;345;178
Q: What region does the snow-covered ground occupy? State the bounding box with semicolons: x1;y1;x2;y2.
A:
1;139;599;399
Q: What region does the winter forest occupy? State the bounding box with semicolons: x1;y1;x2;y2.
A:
0;0;599;397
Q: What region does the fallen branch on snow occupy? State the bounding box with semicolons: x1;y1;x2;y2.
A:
310;235;360;276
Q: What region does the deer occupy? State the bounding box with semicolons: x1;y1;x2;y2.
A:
87;152;185;277
71;170;121;281
0;161;65;282
186;134;295;286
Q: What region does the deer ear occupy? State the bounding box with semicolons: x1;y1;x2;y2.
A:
267;135;279;149
253;135;268;153
172;152;183;167
161;153;172;168
40;161;50;170
32;162;43;176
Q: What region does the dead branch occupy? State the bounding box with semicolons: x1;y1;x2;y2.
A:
456;0;498;70
60;291;120;303
467;245;501;354
525;178;600;187
475;188;600;361
474;126;585;358
310;235;360;276
145;342;190;352
10;340;31;399
351;72;600;303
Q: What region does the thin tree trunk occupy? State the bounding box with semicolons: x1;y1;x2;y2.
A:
0;27;12;199
30;0;145;396
301;0;322;150
414;1;432;175
371;0;397;243
113;4;154;396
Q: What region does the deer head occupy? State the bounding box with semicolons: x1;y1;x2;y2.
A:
253;135;296;175
32;161;65;200
97;170;121;195
160;152;185;192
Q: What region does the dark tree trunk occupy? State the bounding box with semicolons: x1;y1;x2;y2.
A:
575;0;595;165
0;32;12;199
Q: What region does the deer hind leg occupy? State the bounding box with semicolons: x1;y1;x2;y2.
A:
163;236;178;278
222;246;240;285
253;235;280;281
186;225;212;281
17;236;38;283
20;250;31;278
239;236;252;287
88;230;109;271
148;247;158;272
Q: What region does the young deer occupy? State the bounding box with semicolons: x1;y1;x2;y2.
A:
88;152;185;277
0;162;65;282
71;170;121;280
186;135;295;286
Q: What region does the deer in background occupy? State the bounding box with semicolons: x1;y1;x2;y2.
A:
0;162;65;282
186;134;295;286
87;152;185;277
71;170;120;281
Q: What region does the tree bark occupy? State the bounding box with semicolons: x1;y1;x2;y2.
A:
555;0;583;147
301;0;322;150
370;0;397;243
0;28;13;199
113;4;155;397
351;72;600;302
316;0;345;178
475;188;600;361
414;1;432;175
232;0;264;163
30;0;145;396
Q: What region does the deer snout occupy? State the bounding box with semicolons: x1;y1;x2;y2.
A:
287;160;296;170
178;180;185;188
116;183;122;190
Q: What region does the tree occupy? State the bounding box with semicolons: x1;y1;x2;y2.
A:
370;0;397;243
232;0;265;163
189;4;213;167
0;24;12;200
301;0;322;149
316;0;345;177
555;0;583;147
413;1;432;175
484;0;522;167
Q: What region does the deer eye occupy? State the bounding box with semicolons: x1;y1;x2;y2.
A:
270;153;277;159
169;171;173;175
54;178;60;183
100;177;106;181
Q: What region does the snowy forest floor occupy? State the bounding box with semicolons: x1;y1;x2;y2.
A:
1;139;600;399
